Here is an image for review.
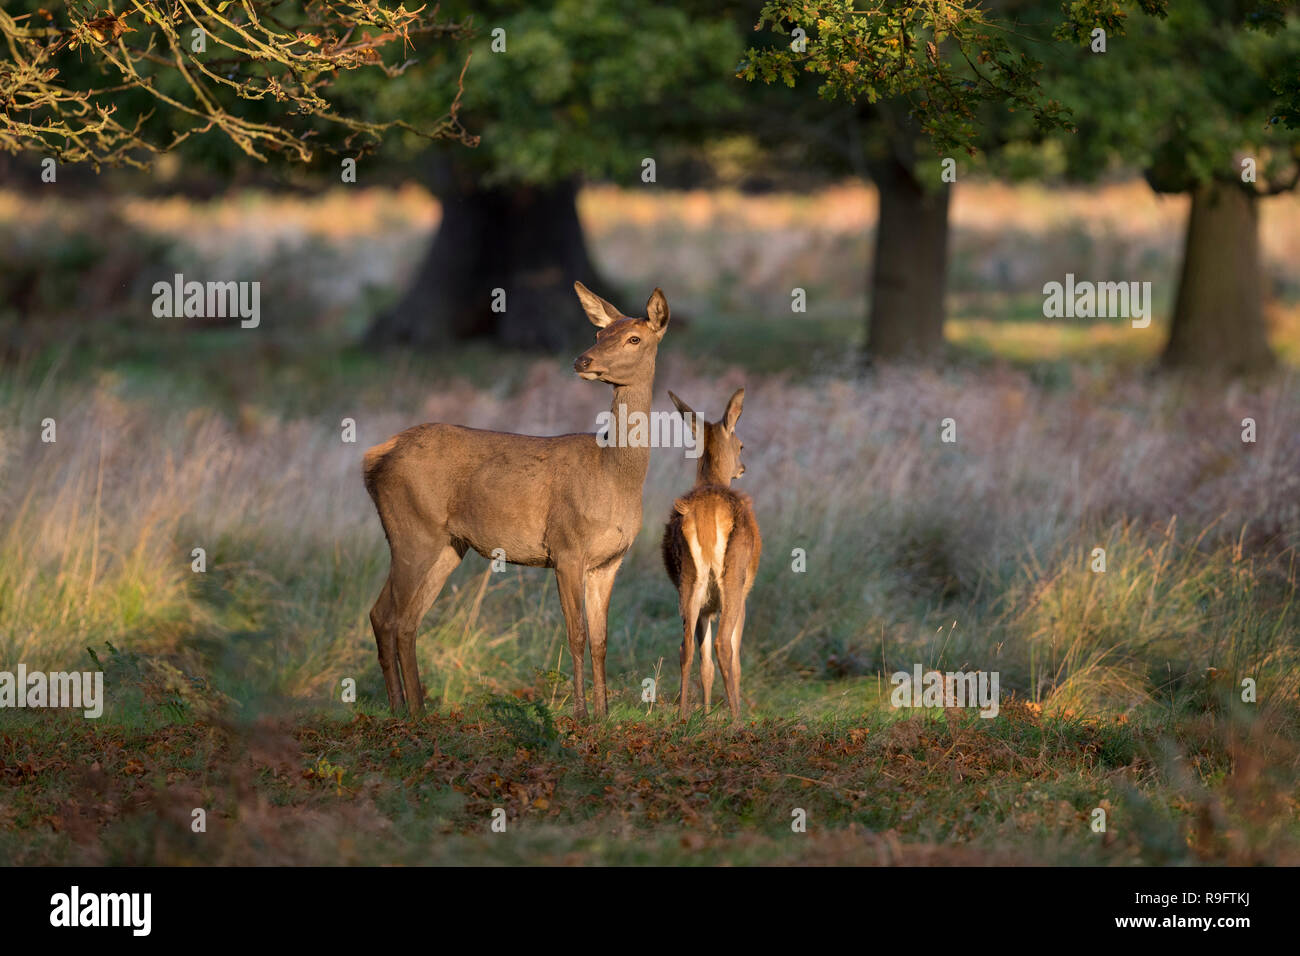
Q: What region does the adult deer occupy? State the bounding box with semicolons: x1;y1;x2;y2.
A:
661;388;761;721
363;282;669;719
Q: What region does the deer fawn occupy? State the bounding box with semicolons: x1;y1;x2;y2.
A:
661;388;761;721
363;282;670;719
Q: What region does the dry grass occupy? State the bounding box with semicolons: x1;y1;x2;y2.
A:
4;355;1297;703
1;180;1298;864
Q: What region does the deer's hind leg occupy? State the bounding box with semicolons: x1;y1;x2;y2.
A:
697;614;715;714
677;563;708;720
369;578;403;711
730;603;745;705
714;564;748;722
382;535;465;716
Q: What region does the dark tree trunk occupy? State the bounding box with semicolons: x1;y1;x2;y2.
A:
365;166;605;352
864;153;950;362
1161;180;1275;374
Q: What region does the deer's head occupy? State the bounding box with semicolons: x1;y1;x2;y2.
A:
670;388;746;485
572;282;669;387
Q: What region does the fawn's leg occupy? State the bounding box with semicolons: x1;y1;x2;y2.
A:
732;603;746;711
714;576;744;722
678;565;706;720
697;615;715;714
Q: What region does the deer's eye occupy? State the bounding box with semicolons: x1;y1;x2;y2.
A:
627;336;641;345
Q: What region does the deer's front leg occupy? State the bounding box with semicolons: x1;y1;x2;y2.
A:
584;557;623;720
554;562;589;720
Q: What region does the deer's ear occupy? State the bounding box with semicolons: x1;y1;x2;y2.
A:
723;387;745;432
668;390;696;420
670;391;703;446
645;288;670;333
574;281;623;328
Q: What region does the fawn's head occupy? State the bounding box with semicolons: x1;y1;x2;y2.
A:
670;388;746;485
572;282;669;387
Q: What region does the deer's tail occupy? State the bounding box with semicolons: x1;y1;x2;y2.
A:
362;435;400;503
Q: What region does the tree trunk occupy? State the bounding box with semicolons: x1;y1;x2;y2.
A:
1161;180;1275;374
365;169;605;352
864;154;950;362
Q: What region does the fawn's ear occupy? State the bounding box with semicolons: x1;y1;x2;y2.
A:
670;390;703;447
723;387;745;432
668;390;696;420
645;288;670;333
574;281;624;328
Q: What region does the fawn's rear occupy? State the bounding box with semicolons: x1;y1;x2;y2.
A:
661;388;761;720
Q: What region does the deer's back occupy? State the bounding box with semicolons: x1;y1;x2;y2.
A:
365;423;647;567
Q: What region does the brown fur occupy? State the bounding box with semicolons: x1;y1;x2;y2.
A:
661;388;761;720
362;436;400;512
363;282;669;719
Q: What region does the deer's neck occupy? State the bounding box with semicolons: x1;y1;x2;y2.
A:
697;456;732;488
604;377;654;481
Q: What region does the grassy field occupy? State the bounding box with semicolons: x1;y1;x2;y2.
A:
1;181;1298;864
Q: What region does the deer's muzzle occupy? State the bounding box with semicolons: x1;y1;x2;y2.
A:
574;354;602;380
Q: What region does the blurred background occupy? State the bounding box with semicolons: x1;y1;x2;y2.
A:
1;1;1298;864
